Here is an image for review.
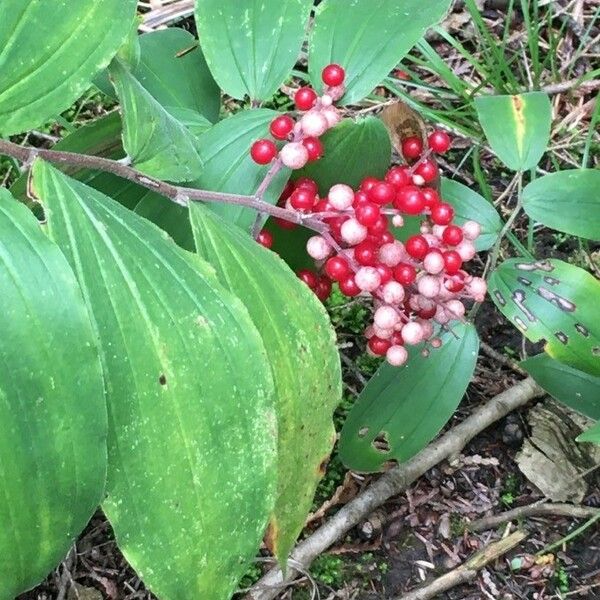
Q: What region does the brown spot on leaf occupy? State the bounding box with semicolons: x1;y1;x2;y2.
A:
264;519;279;555
372;431;391;454
512;95;525;123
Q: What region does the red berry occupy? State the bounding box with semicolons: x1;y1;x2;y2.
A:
290;188;315;211
297;269;318;289
360;176;379;192
393;262;416;285
294;87;318;111
405;235;429;259
446;271;466;292
442;225;463;246
368;182;396;205
421;187;440;208
315;276;332;301
418;306;436;319
339;275;360;297
269;115;294;140
368;336;391;356
443;250;462;274
395;69;410;81
355;202;381;227
302;137;324;161
274;216;297;230
391;331;404;346
368;214;389;236
380;231;394;244
428;130;451;154
313;198;330;212
325;256;351;281
322;63;345;87
354;241;378;266
278;180;295;204
395;186;425;215
295;177;318;195
251;139;277;164
416;159;438;183
257;229;273;249
401;136;423;160
385;165;411;188
353;190;370;206
431;203;454;225
376;264;393;284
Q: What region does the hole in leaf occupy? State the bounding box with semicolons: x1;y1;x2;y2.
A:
372;431;391;454
159;374;167;385
358;427;369;438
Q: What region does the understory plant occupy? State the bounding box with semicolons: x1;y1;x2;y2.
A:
0;1;598;599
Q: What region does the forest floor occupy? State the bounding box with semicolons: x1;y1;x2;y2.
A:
12;0;600;598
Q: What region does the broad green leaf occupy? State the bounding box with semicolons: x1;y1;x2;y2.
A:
0;0;137;135
441;178;503;251
32;162;277;600
309;0;452;105
474;92;552;171
191;108;291;230
109;60;203;182
195;0;312;101
297;117;391;193
577;421;600;444
190;204;342;564
339;323;479;472
135;28;221;123
522;169;600;240
166;107;213;137
489;259;600;377
0;190;106;597
521;354;600;420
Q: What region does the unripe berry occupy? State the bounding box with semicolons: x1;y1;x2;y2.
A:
386;345;408;366
401;136;423;160
297;269;318;289
428;129;451;153
322;63;346;86
417;319;434;340
341;218;368;245
269;115;295;140
431;337;443;348
373;325;394;339
442;224;463;246
321;106;341;128
294;86;318;111
327;85;345;101
443;250;462;274
368;336;391;356
328;183;354;210
280;142;309;169
306;235;332;260
376;263;393;284
355;202;381;227
402;322;424;345
301;111;329;137
405;235;429;259
423;251;445;274
257;229;273;249
462;220;481;240
392;214;405;228
434;305;451;324
430;203;454;226
378;241;404;267
393;262;416;285
339;275;361;297
355;267;381;292
368;181;396;205
325;256;350;281
445;299;465;320
468;277;487;302
250;139;277;164
456;240;476;262
290;188;315;211
382;281;405;304
302;137;324;161
374;305;399;330
417;274;441;298
354;241;378;266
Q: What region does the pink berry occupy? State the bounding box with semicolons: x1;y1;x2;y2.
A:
321;106;341;128
327;84;345;101
378;241;404;267
301;111;329;137
386;345;408;366
250;139;277;164
445;299;465;320
401;322;423;345
374;305;400;330
462;220;481;240
417;275;441;298
382;281;405;304
392;215;404;228
355;267;381;292
280;142;309;169
428;130;451;154
269;115;294;140
468;277;487;302
306;235;332;260
456;240;476;262
328;184;354;210
423;251;445;274
341;218;368;245
322;63;346;86
417;319;434;340
431;337;443;348
294;87;318;111
401;136;423;160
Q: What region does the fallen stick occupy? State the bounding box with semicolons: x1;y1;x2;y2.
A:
245;377;544;600
395;530;528;600
468;502;600;533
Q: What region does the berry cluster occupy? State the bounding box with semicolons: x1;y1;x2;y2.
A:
249;65;487;367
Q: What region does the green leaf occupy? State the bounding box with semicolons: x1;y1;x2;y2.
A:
339;323;479;472
489;258;600;377
309;0;452;105
0;190;106;597
441;178;503;251
522;169;600;240
521;354;600;420
297;117;391;193
189;203;342;564
0;0;137;135
166;107;213;137
195;0;312;101
32;162;278;600
474;92;552;171
109;60;203;182
191;108;291;230
577;421;600;444
135;28;221;123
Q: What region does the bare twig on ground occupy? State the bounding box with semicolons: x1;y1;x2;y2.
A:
245;377;544;600
395;530;528;600
468;502;600;533
480;342;526;376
